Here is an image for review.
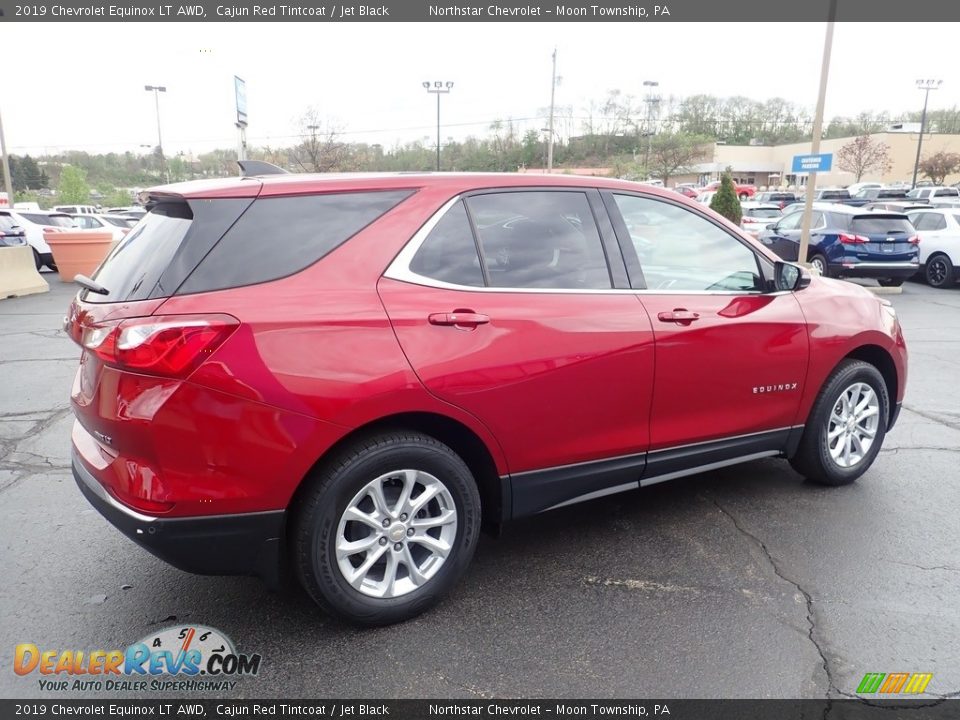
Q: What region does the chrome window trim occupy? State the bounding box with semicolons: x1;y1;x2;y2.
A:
384;194;771;297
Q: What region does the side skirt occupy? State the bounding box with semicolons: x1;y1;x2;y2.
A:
507;427;796;519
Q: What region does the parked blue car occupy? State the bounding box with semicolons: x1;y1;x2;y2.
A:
756;203;919;287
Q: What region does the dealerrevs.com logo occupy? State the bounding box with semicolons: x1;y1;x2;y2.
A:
14;625;262;692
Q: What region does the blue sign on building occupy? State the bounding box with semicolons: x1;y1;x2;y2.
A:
791;153;833;173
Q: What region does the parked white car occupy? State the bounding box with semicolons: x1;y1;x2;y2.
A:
738;202;783;237
907;186;960;202
0;209;75;270
907;208;960;288
69;214;137;242
53;204;100;215
847;181;883;196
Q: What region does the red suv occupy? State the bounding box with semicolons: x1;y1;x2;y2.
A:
67;170;907;625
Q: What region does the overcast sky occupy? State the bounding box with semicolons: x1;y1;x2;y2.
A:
1;22;955;157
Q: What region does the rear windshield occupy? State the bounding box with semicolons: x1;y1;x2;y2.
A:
819;190;850;199
87;203;192;303
22;213;74;227
851;217;914;234
745;208;782;219
0;216;18;230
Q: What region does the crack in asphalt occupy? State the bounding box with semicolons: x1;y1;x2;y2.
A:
0;405;73;495
707;496;837;701
880;446;960;455
901;405;960;433
435;673;493;699
888;560;960;573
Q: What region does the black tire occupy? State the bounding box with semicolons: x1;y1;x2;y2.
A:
293;431;481;626
877;278;905;287
809;253;830;278
925;253;955;289
32;248;42;271
790;359;889;486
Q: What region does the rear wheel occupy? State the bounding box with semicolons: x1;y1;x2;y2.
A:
877;278;905;287
293;431;481;626
790;359;889;486
809;253;829;277
925;254;954;288
32;248;42;271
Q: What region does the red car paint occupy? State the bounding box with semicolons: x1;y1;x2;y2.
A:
66;172;906;576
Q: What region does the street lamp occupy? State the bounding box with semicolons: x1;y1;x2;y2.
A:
911;79;942;189
144;85;168;182
423;81;454;172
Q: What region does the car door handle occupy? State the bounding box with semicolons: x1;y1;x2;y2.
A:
428;311;490;328
657;310;700;324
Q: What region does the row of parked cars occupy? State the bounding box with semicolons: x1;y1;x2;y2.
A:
732;189;960;289
0;205;145;270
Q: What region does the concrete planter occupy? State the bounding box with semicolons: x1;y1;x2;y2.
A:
43;230;114;283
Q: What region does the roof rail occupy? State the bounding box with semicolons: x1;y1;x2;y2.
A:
237;160;290;177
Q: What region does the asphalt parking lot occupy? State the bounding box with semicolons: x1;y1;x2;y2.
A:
1;275;958;700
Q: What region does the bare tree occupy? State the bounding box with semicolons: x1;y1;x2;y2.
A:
645;133;712;186
836;135;892;182
919;151;960;185
291;107;348;173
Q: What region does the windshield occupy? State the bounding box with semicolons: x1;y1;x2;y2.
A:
745;208;782;219
21;213;75;227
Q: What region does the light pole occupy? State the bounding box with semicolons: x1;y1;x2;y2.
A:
911;79;942;189
423;81;453;172
642;80;660;175
0;107;15;209
144;85;168;182
547;49;557;172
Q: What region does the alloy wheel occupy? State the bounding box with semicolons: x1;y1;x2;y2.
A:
810;256;826;275
928;257;948;286
826;382;880;468
335;469;458;599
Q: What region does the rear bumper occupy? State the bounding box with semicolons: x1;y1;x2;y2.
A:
835;261;919;279
72;450;285;587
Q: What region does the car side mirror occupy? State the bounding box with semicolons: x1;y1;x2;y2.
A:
766;223;777;231
774;261;810;292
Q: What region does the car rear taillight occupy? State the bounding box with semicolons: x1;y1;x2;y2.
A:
839;233;870;244
908;235;921;244
72;314;238;379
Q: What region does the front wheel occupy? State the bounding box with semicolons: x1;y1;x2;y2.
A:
925;254;954;288
293;432;481;626
790;359;889;486
878;278;905;287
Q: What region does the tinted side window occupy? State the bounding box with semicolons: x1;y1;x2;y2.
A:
409;201;483;287
613;194;761;292
466;191;611;290
179;190;412;294
778;211;803;230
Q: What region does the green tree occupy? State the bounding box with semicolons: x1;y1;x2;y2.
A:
710;172;742;224
645;133;711;187
57;165;91;204
20;155;44;189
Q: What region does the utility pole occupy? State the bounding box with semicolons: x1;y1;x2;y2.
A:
0;107;14;208
547;49;557;173
423;81;454;172
144;85;169;182
797;0;836;270
642;80;659;177
911;79;942;189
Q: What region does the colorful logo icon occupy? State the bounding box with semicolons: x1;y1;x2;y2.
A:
14;624;261;679
857;672;933;694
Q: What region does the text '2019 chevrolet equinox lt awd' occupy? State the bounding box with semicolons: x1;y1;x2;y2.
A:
67;168;907;625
